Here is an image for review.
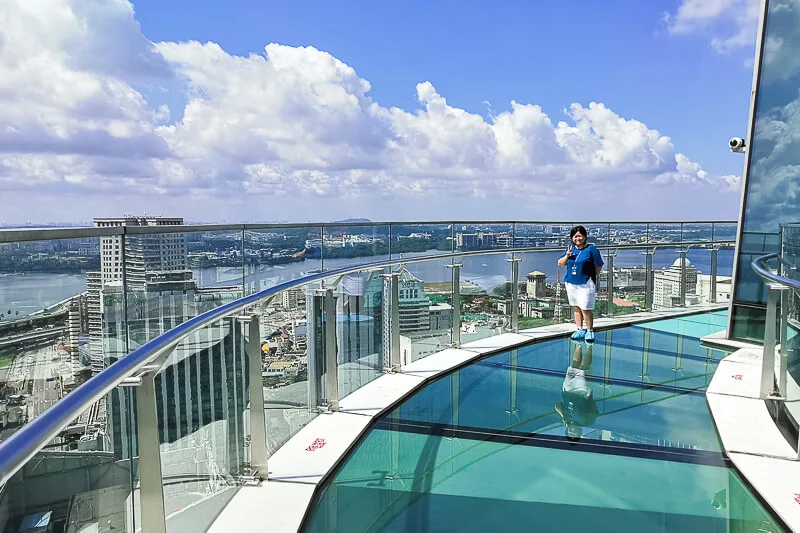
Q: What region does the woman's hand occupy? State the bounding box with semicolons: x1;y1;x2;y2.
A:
557;245;572;267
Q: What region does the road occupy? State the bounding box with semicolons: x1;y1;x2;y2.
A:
0;326;67;349
2;343;70;419
29;346;62;417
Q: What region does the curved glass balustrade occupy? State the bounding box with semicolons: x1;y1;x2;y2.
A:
0;220;735;532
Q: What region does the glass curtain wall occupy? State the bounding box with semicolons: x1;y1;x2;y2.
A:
731;0;800;341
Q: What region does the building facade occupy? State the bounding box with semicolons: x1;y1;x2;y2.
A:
526;271;547;298
85;216;188;375
653;258;699;310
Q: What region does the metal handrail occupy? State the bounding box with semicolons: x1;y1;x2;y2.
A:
0;219;738;243
751;253;800;291
0;240;736;486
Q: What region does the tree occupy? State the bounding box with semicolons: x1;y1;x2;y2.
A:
492;282;526;299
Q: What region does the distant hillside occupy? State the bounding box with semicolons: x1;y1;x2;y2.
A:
332;218;372;224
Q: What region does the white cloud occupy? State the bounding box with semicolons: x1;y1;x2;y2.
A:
665;0;760;54
0;0;741;223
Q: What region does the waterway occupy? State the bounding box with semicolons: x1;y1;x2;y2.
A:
0;248;734;318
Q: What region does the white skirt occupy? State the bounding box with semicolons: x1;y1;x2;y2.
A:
565;280;596;311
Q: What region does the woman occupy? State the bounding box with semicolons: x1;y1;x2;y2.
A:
554;343;598;442
557;225;604;343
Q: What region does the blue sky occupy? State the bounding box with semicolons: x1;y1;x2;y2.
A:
131;0;753;176
0;0;759;223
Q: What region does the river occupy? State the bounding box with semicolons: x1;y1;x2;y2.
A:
0;247;735;317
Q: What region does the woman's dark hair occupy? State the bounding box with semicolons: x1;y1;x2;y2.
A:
569;225;588;238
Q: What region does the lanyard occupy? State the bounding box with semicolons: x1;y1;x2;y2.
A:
573;246;587;263
572;246;587;276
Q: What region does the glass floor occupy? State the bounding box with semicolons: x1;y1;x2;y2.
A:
304;311;786;532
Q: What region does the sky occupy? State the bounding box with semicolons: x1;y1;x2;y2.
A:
0;0;761;224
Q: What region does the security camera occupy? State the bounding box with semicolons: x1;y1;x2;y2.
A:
729;137;746;153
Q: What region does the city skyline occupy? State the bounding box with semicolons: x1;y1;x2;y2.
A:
1;0;755;223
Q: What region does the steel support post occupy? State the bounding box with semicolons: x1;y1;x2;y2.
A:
450;371;460;427
761;285;779;399
507;349;519;424
780;287;789;398
447;264;462;348
136;371;167;533
679;249;688;307
246;314;268;478
638;328;651;380
710;246;719;303
600;329;613;390
508;255;521;333
381;273;401;371
673;334;684;373
322;288;339;411
606;250;616;317
644;249;655;311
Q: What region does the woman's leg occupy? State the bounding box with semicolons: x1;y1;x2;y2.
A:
583;309;596;342
573;307;584;329
583;310;594;330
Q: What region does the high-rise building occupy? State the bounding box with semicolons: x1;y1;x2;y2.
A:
66;293;89;376
653;258;699;310
397;268;430;333
282;289;305;309
526;271;547;298
85;216;188;375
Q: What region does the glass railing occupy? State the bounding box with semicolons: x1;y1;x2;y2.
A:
750;247;800;454
0;220;736;532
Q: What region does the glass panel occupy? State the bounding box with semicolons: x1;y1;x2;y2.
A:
713;222;738;243
320;224;390;271
514;223;568;249
402;257;455;359
647;246;695;311
782;223;800;273
453;223;514;251
682;245;733;307
308;311;780;533
683;223;713;243
784;297;800;403
580;223;609;246
266;281;318;454
118;230;244;372
732;0;800;341
740;1;800;236
185;229;245;291
605;246;650;313
2;390;138;533
333;271;386;398
518;251;562;330
608;259;645;318
388;223;453;258
455;254;513;341
239;228;321;452
155;316;247;532
718;244;736;286
609;223;648;245
307;431;780;533
734;250;769;304
243;226;323;295
647;223;682;245
0;236;108;444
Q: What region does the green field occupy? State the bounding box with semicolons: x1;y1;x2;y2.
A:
0;356;12;368
518;317;554;329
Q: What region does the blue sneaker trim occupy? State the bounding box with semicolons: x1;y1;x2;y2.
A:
570;329;586;340
585;331;595;343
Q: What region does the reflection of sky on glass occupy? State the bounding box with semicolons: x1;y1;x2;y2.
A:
743;0;800;233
